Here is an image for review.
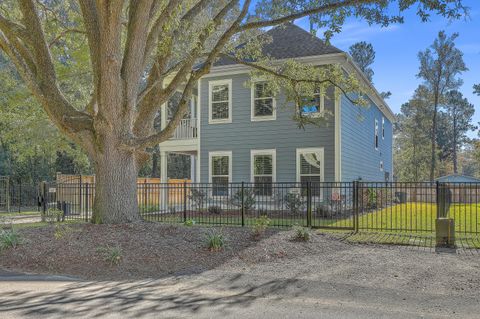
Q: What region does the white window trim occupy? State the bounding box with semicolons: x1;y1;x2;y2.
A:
251;81;276;121
208;151;232;196
300;87;325;118
296;148;325;183
208;79;232;124
250;149;276;184
374;118;379;150
382;117;385;140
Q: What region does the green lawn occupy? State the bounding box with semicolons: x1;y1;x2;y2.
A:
330;202;480;234
0;211;40;218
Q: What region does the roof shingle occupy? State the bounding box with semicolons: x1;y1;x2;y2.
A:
215;23;343;66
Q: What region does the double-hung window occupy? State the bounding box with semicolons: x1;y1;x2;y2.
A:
209;151;231;196
300;87;324;117
209;80;232;123
251;150;276;196
297;148;324;197
251;82;275;120
375;119;379;150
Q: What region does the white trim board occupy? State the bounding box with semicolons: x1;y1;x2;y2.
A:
208;79;232;124
250;81;277;121
250;149;277;183
208;151;232;184
296;147;325;183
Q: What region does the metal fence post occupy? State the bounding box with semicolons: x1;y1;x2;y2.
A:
85;183;89;222
41;181;47;222
353;181;359;233
307;181;312;228
436;181;441;218
183;180;187;223
18;181;22;213
241;182;245;227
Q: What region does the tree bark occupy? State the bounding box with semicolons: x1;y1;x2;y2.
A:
91;141;141;224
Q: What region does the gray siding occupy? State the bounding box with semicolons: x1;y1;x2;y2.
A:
199;73;336;183
340;95;393;182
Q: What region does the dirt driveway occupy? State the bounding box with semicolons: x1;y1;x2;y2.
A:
1;227;479;318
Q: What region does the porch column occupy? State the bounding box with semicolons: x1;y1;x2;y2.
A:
190;155;196;183
160;150;168;209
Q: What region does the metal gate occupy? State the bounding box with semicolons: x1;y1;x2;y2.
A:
0;176;10;212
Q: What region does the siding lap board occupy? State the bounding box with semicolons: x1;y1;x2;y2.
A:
200;73;336;183
340;95;393;182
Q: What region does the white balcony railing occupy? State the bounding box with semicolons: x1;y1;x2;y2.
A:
171;118;198;140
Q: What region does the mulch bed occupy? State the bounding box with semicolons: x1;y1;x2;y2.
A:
0;222;316;280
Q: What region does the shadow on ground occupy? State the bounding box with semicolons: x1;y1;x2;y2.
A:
0;273;301;318
321;230;480;255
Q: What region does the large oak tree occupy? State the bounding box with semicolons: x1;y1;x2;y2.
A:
0;0;466;223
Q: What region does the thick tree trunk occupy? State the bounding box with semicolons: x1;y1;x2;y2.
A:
91;143;141;224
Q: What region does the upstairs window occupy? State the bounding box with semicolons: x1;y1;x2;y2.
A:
375;119;379;150
252;82;275;120
209;80;232;123
209;152;231;196
251;150;276;196
382;117;385;139
300;87;324;117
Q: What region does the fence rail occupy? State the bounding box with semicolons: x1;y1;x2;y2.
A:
0;177;39;213
38;181;480;236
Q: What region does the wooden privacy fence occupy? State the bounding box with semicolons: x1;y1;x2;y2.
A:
55;173;191;208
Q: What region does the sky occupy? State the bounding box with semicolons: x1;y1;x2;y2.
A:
275;0;480;136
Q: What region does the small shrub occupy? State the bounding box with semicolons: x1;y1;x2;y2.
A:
292;225;310;241
45;208;64;223
252;215;271;237
184;219;196;227
366;188;377;209
188;188;206;210
98;246;123;266
208;205;223;215
205;230;225;251
0;229;22;251
231;188;256;211
284;193;305;214
54;224;74;240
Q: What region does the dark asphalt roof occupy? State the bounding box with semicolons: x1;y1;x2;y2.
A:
214;23;343;66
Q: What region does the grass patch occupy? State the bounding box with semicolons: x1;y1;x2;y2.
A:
0;211;39;217
330;202;480;234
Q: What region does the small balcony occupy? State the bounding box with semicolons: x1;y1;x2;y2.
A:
171;118;198;140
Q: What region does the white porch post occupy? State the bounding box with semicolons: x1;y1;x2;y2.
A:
160;150;168;209
190;155;196;182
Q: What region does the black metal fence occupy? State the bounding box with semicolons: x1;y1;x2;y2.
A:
0;177;39;213
38;181;480;236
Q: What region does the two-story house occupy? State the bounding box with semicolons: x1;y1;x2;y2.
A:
158;23;394;188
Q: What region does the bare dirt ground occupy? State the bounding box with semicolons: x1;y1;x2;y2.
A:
1;223;480;318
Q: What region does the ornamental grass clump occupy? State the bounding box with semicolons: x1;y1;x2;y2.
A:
205;229;225;251
0;228;22;251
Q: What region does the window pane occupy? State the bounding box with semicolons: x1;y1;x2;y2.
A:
212;156;229;176
300;153;321;175
301;95;321;114
254;176;273;196
212;177;228;196
254;82;272;98
212;102;229;119
212;84;229;102
254;99;273;116
254;155;273;175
